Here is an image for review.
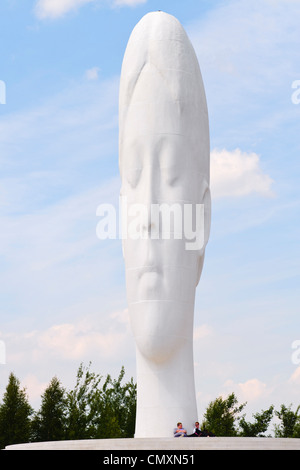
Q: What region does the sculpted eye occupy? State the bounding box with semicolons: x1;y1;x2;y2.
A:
160;144;182;187
162;166;180;186
126;167;142;188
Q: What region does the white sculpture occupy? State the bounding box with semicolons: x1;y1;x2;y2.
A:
119;11;211;438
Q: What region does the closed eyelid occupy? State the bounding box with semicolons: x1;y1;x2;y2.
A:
160;165;180;186
126;167;142;187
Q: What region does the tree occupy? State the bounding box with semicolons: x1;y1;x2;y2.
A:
274;404;300;438
121;375;136;438
65;362;102;440
31;376;66;442
93;366;136;438
64;362;136;440
0;373;33;449
202;393;246;436
238;406;274;437
0;365;136;445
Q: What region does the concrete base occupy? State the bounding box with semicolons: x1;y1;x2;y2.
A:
5;437;300;450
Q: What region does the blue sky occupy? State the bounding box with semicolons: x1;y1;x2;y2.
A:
0;0;300;429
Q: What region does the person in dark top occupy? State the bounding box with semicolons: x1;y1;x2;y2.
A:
187;421;216;437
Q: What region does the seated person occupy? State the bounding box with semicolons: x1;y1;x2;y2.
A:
173;422;187;437
193;421;203;436
188;421;204;437
187;421;216;437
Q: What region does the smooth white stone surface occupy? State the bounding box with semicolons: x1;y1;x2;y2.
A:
5;437;300;450
119;11;211;438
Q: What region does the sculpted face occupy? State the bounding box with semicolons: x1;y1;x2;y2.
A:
119;12;210;364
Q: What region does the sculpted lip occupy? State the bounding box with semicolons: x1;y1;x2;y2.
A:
138;265;161;279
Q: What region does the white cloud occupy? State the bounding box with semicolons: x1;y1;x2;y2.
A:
210;148;274;199
0;73;123;356
85;66;100;80
223;378;271;403
38;314;130;360
34;0;147;18
113;0;147;6
187;0;300;154
1;309;134;408
238;378;269;402
189;0;300;89
289;366;300;385
35;0;95;19
3;309;131;370
21;374;49;402
0;75;119;170
193;324;213;341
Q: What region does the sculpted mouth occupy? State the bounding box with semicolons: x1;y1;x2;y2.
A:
138;265;161;279
135;264;165;285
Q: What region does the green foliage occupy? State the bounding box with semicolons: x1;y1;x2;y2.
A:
202;393;246;436
238;406;274;437
65;362;103;440
64;363;136;439
31;376;66;442
93;366;136;438
2;366;300;446
274;404;300;438
0;373;33;449
0;363;136;448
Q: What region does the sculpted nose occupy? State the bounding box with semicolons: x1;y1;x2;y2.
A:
142;163;157;205
141;202;159;240
140;165;159;235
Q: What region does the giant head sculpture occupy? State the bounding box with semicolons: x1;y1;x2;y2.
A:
119;11;210;437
